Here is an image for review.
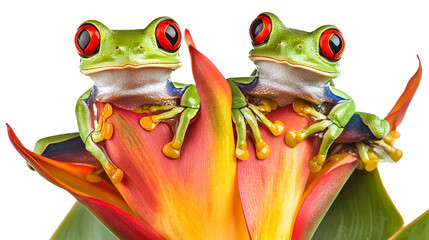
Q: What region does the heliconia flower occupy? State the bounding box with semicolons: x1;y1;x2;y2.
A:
7;30;424;239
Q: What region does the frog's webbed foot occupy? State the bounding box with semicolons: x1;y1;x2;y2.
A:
371;130;403;162
285;99;344;172
232;100;284;161
233;108;271;160
353;131;402;172
139;105;199;159
84;160;123;184
87;103;123;184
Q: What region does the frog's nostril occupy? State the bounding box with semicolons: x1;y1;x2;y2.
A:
298;45;302;49
115;46;119;50
139;46;143;49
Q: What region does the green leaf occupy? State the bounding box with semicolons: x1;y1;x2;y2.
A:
51;202;118;240
312;169;403;239
390;209;429;239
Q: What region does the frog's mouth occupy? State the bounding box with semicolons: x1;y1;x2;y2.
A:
81;62;181;75
250;55;339;78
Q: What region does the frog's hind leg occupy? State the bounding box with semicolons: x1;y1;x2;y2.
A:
79;102;123;184
162;107;199;158
240;107;271;160
352;131;402;172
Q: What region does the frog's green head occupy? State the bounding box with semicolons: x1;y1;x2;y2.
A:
75;17;181;75
249;12;344;79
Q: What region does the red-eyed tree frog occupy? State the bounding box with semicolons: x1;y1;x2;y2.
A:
228;12;393;172
73;17;200;183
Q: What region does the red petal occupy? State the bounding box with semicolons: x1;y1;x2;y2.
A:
77;196;165;240
292;154;359;240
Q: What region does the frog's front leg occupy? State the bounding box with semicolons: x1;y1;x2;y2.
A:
139;85;200;159
285;86;355;172
229;80;284;160
76;88;123;184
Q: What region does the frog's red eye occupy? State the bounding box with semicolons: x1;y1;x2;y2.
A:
75;23;100;58
250;14;272;45
319;28;344;61
156;19;181;52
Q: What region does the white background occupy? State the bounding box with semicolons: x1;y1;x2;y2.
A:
1;0;428;239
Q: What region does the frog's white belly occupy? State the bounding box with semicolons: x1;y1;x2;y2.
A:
248;61;330;107
89;68;178;110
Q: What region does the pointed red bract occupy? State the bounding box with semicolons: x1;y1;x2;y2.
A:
385;56;422;130
77;196;165;240
292;154;359;240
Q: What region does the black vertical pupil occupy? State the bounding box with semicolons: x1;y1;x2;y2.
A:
77;29;91;51
251;18;264;40
329;34;342;55
165;25;178;46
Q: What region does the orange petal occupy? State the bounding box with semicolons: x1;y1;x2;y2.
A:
385;56;422;130
292;154;359;240
237;106;318;239
102;30;247;239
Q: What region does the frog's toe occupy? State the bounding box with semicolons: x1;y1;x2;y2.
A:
285;130;304;148
293;99;313;115
255;139;271;160
235;143;249;161
162;139;182;159
85;171;102;183
102;103;113;118
383;130;401;146
101;122;113;140
260;99;278;111
104;163;124;184
292;99;326;119
308;154;325;172
388;148;403;162
364;154;378;172
110;169;124;184
269;120;285;136
92;123;113;142
133;104;151;114
377;132;403;162
308;159;322;172
92;103;114;142
140;116;159;131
